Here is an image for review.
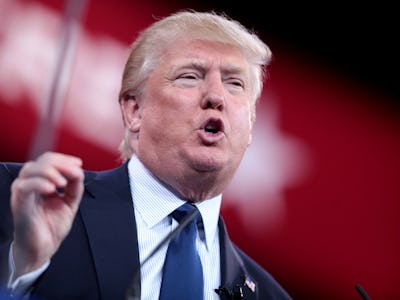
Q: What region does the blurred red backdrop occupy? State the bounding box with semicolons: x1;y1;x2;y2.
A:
1;0;399;299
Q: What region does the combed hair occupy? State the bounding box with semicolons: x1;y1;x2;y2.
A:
118;10;272;161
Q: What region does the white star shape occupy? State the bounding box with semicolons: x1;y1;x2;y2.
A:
225;97;312;232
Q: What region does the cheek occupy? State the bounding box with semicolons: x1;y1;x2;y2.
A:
230;106;253;145
141;108;166;135
232;104;252;131
140;102;185;145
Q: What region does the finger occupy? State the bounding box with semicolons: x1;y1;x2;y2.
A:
63;182;84;212
34;151;82;164
19;152;83;187
19;161;68;187
11;176;60;198
62;168;84;205
37;152;83;178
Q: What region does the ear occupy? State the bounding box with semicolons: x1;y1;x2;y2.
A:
120;95;141;133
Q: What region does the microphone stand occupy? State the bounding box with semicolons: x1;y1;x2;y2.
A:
355;284;372;300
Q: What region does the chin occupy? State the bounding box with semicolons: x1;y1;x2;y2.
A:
189;155;225;173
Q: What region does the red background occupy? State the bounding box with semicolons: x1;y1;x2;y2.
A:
1;1;399;299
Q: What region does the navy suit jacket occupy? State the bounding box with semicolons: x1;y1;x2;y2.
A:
0;162;291;300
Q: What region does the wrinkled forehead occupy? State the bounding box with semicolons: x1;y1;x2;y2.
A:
160;38;249;66
152;39;250;81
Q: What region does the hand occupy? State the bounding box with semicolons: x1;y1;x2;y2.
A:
10;152;84;277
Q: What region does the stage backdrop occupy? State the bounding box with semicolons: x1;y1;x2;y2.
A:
1;0;399;299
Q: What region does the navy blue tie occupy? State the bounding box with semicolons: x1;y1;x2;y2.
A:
159;203;204;300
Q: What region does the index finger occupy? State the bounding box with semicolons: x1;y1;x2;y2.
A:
20;152;84;186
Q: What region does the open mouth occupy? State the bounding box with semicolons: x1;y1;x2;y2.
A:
198;118;225;145
203;118;224;134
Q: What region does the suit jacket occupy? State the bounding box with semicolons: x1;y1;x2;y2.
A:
0;162;292;300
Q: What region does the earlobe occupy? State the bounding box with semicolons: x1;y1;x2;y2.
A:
121;96;141;133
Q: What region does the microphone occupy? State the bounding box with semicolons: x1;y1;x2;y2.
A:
215;285;244;299
215;274;249;300
125;207;199;300
355;284;372;300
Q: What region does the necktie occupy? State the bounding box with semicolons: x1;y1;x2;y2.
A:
159;203;204;300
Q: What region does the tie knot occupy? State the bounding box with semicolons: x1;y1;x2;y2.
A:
172;202;199;224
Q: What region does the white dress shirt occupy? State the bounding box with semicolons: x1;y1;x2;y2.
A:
128;155;221;300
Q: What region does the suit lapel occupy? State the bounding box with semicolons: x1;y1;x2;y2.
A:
218;217;258;300
79;162;140;300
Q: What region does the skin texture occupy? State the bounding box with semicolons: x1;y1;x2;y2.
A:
121;39;254;201
10;38;254;278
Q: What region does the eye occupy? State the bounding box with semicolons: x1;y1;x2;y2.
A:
225;78;245;92
179;72;200;80
173;72;202;87
228;79;244;87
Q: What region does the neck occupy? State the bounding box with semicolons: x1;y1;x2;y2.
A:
161;169;232;202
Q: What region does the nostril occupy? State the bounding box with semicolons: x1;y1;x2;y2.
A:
204;100;224;111
202;94;225;110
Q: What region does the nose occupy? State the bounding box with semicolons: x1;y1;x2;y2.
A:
201;76;225;111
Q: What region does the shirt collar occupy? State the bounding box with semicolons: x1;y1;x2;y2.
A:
127;155;221;249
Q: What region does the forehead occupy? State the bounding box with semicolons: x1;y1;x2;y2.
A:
159;38;249;72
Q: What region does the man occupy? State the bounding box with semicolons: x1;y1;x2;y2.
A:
0;10;292;300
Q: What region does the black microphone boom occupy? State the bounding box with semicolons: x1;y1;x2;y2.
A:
355;284;372;300
125;207;199;300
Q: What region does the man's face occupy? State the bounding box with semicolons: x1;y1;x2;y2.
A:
131;39;254;197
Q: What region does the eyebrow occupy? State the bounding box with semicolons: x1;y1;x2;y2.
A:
172;59;246;76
